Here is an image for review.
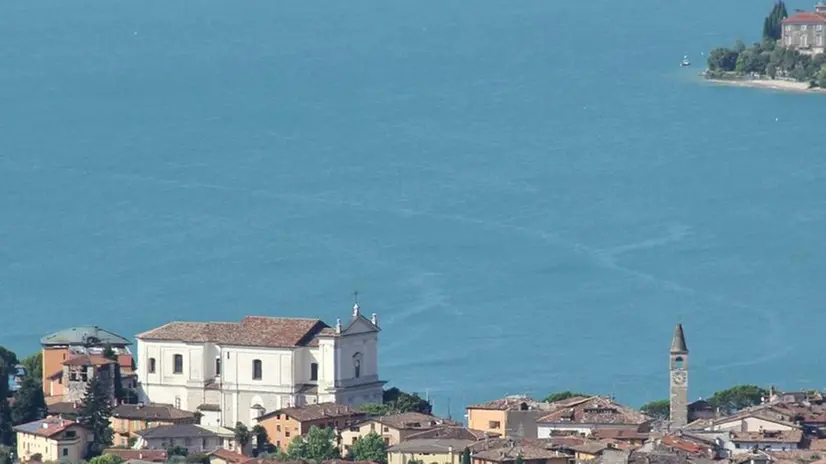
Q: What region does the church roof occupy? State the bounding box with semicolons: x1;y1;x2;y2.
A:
136;317;330;348
671;324;688;353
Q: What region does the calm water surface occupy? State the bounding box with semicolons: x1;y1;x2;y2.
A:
1;0;825;413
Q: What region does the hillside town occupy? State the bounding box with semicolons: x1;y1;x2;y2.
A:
2;309;826;464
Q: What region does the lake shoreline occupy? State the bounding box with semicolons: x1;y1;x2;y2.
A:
704;76;826;95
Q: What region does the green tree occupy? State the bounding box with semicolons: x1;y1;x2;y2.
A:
708;48;739;72
11;375;47;425
383;388;432;414
640;399;670;420
166;446;189;457
0;360;15;446
461;448;471;464
817;64;826;88
102;345;117;361
77;377;114;458
185;454;210;464
251;424;273;456
349;431;387;464
0;445;13;464
0;348;18;369
359;403;392;416
407;460;425;464
515;455;524;464
763;1;788;40
89;455;123;464
709;385;768;413
543;391;589;403
286;426;339;463
234;422;252;455
21;353;42;383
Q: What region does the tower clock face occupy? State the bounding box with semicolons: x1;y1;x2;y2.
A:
672;370;686;385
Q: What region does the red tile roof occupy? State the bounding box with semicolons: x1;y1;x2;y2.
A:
13;418;81;438
103;449;168;462
782;12;826;24
136;317;331;348
209;448;249;464
63;354;117;367
661;436;708;455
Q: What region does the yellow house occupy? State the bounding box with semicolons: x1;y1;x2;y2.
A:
14;417;91;463
466;396;554;438
339;412;454;453
387;438;474;464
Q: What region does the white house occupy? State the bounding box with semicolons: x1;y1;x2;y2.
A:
135;304;385;427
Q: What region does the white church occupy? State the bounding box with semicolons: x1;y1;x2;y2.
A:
135;303;384;427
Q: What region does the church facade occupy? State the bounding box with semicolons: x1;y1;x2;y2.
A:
135;304;385;427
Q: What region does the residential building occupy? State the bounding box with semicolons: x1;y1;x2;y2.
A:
40;326;133;401
709;412;800;433
466;396;555;438
13;417;92;463
136;304;384;427
254;403;366;449
340;412;455;452
782;3;826;55
729;429;803;453
387;438;475;464
469;438;572;464
133;424;239;454
111;403;197;447
102;449;168;462
687;400;716;423
536;396;651;438
590;428;650;446
208;448;250;464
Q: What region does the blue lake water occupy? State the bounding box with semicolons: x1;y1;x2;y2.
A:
1;0;825;415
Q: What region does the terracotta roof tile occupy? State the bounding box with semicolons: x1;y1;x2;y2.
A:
208;449;249;464
729;429;803;443
112;403;195;421
470;438;571;462
258;403;364;422
538;396;649;426
374;412;454;430
103;449;168;462
468;396;547;411
13;417;83;438
63;354;117;367
782;12;826;24
137;317;330;348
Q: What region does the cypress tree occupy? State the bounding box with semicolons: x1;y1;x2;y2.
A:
78;377;114;458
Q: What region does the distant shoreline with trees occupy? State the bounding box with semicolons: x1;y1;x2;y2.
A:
703;1;826;93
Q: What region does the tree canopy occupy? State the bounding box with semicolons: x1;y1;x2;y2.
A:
251;424;273;456
78;377;114;457
0;359;14;447
708;385;768;413
640;399;670;420
349;431;387;464
763;1;789;40
360;387;433;416
543;391;589;403
21;353;42;384
90;455;124;464
235;422;252;455
11;375;47;425
707;39;826;84
286;426;339;463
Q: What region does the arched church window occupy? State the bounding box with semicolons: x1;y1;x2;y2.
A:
353;353;362;379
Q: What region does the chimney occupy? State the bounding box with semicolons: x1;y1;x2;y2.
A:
371;313;378;326
335;319;342;334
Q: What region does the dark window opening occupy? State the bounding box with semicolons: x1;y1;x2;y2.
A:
310;362;319;381
252;359;262;380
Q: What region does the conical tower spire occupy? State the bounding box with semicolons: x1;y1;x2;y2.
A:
671;323;688;353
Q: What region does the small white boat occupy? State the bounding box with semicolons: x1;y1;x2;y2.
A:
680;55;691;67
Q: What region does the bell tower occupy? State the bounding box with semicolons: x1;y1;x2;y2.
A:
669;323;688;428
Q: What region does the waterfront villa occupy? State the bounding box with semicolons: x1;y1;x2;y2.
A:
135;303;384;427
782;2;826;55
